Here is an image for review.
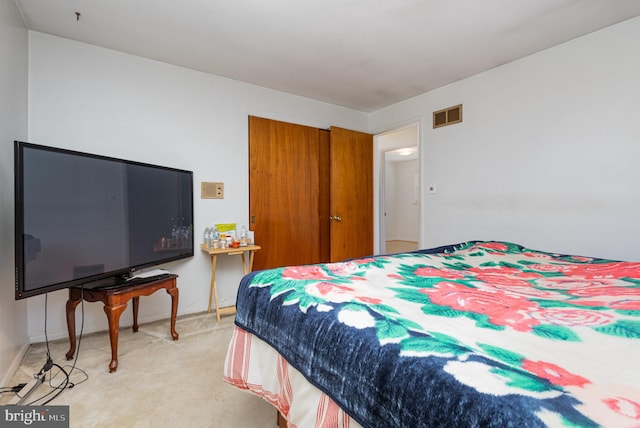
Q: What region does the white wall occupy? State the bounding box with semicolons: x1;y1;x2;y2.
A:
371;17;640;261
26;31;369;341
0;0;29;385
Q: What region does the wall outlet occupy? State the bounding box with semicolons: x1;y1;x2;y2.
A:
201;182;224;199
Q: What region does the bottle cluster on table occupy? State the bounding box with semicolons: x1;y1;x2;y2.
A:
203;225;250;249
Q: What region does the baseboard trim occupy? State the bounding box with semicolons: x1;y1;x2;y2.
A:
1;340;31;387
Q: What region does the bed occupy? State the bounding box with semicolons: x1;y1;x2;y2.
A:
223;241;640;427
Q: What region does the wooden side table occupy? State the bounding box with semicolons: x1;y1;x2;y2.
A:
65;274;179;373
201;244;261;322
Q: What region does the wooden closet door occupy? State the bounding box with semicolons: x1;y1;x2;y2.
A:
249;118;372;270
249;116;328;270
329;127;374;262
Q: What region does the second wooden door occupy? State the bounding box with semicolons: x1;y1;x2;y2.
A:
329;126;374;262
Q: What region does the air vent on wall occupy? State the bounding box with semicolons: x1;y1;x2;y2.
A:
433;104;462;129
201;182;224;199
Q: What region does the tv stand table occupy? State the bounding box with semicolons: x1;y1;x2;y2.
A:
65;274;179;373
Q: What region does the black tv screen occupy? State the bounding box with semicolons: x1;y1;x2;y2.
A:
15;141;194;299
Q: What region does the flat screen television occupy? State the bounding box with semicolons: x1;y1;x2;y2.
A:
14;141;194;299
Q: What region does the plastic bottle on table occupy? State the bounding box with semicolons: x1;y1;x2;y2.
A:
239;226;248;247
203;227;211;248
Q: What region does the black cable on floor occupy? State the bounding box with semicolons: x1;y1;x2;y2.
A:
27;363;69;405
0;384;26;393
25;287;89;405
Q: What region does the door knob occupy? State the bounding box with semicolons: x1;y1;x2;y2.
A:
329;215;342;222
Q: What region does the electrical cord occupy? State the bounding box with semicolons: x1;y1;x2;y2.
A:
24;287;89;405
64;285;88;387
0;383;27;394
28;362;72;406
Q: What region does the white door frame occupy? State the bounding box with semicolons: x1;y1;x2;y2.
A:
373;120;422;254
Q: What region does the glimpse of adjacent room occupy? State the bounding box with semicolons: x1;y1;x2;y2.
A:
378;124;419;254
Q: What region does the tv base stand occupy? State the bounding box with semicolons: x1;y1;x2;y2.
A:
65;274;179;373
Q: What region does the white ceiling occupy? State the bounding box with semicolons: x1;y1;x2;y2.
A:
14;0;640;112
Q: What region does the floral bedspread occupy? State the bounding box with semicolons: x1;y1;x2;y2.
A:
234;241;640;427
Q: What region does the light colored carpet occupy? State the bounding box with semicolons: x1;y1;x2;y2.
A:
1;312;277;427
385;240;418;254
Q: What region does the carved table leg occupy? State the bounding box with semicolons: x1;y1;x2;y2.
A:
167;287;179;341
132;296;140;333
65;294;82;360
103;303;128;373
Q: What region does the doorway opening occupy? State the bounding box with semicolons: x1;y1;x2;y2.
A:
376;123;420;254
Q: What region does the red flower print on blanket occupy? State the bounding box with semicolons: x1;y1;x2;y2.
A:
522;359;590;387
420;281;541;332
282;265;330;280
